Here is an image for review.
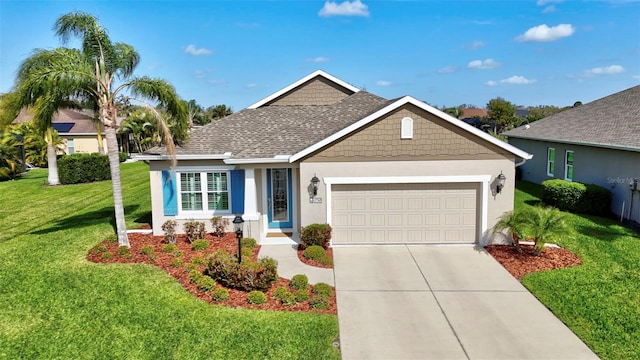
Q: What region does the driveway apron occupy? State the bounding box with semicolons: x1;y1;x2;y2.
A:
333;245;598;360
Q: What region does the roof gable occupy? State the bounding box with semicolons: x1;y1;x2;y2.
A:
248;70;359;109
504;85;640;152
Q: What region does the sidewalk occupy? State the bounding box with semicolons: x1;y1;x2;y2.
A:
258;244;335;286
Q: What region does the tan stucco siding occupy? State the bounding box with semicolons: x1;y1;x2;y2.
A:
299;159;516;245
265;76;353;106
306;105;512;162
62;136;107;154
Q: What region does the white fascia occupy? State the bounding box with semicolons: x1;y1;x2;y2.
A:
290;96;533;162
224;155;291;165
247;70;360;109
132;154;232;161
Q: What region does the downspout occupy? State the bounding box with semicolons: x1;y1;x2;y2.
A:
515;157;528;167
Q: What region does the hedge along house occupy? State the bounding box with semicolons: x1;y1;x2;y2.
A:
504;85;640;223
138;70;532;246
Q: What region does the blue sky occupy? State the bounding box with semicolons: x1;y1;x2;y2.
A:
1;0;638;111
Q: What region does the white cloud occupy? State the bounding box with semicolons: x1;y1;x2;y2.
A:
465;40;486;50
542;5;556;13
585;65;625;76
516;24;575;42
319;0;369;17
308;56;329;63
185;44;212;56
468;58;502;70
536;0;563;5
438;66;457;74
485;76;536;86
376;80;391;86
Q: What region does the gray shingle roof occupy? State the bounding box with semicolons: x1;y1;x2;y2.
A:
148;91;392;158
504;85;640;151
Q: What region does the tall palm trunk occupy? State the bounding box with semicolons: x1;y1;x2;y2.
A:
45;128;60;185
105;126;129;247
96;121;105;155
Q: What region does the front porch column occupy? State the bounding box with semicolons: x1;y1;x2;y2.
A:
243;168;259;221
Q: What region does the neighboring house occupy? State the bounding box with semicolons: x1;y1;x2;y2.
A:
504;85;640;223
14;109;107;154
138;70;532;246
460;108;487;128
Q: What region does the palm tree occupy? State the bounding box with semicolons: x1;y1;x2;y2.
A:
10;11;186;247
205;104;233;122
0;130;21;180
492;208;530;253
527;206;571;256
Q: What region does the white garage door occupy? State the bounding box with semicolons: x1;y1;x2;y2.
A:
331;183;478;244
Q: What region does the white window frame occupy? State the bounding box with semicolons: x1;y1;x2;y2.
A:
177;170;232;216
546;147;555;177
401;117;414;139
67;138;75;154
564;150;574;181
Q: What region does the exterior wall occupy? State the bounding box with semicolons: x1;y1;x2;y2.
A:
62;135;107;154
509;138;640;222
265;77;352;106
306;105;512;162
299;159;517;245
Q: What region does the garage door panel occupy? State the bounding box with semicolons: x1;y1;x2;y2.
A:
332;183;477;244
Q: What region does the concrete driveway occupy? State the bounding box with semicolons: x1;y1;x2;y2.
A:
333;245;598;360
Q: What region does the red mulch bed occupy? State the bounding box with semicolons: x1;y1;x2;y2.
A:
485;244;582;280
297;246;334;268
87;230;336;314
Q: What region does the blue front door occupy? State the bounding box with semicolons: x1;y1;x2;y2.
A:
267;168;293;228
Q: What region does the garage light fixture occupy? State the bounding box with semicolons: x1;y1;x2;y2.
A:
311;174;320;196
496;172;506;194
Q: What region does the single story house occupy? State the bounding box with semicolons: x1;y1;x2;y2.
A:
504;85;640;223
14;109;107;154
138;70;532;246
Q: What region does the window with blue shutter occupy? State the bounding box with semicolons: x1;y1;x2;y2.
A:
230;169;245;214
162;170;178;216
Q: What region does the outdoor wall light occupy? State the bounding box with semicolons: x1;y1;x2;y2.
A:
311;174;320;197
232;214;244;263
496;172;507;194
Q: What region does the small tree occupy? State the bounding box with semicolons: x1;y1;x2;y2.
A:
492;209;530;253
527;206;571;256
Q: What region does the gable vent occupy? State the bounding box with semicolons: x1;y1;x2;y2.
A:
401;117;414;139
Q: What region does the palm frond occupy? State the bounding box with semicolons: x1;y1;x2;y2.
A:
113;43;140;79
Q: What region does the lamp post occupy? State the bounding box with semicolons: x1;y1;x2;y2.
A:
232;214;244;263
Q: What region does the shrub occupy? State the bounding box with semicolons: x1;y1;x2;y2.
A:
191;239;209;251
241;237;257;249
162;220;177;244
273;286;290;299
303;245;326;261
294;289;310;303
117;246;131;259
205;250;278;292
299;223;332;249
140;245;154;256
183;220;206;243
312;283;333;297
196;275;216;292
276;290;296;306
118;152;128;162
319;256;333;266
162;243;178;253
184;263;197;273
189;256;206;266
241;247;254;261
247;291;267;305
212;288;229;302
104;233;118;243
58;153;110;184
309;295;329;310
542;179;611;215
189;269;203;284
290;274;309;290
90;244;108;254
170;259;183;267
211;216;229;237
101;252;113;260
172;250;183;258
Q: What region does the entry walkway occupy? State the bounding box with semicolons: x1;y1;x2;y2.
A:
333;245;598;360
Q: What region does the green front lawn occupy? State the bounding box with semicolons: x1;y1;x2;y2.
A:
515;181;640;360
0;162;340;359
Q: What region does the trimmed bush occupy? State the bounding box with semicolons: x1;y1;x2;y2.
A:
290;274;309;291
161;243;178;253
294;289;310;303
140;245;154;256
303;245;326;261
189;256;206;266
319;255;333;266
196;275;216;292
299;223;332;249
247;291;267;305
309;295;329;310
241;237;257;249
189;270;203;284
211;216;229;237
183;220;206;243
90;244;108;254
191;239;209;251
118;152;128;162
172;250;183;258
542;179;611;215
170;259;183;267
241;247;254;261
206;250;278;292
58;153;111;184
312;282;333;297
212;288;229;302
101;252;112;260
117;246;131;259
272;286;296;306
